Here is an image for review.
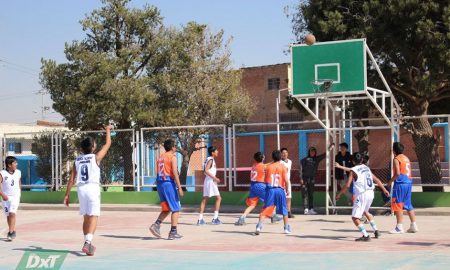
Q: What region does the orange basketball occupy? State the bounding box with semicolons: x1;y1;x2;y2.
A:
305;34;316;45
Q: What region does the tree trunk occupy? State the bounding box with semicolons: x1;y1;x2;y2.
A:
410;117;443;192
179;150;191;192
121;131;135;191
407;101;443;192
354;128;369;154
352;102;370;154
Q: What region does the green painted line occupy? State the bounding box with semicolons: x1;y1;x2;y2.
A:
18;191;450;207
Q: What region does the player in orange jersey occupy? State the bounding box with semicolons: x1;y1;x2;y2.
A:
149;139;184;240
388;142;418;234
235;152;266;226
255;150;291;235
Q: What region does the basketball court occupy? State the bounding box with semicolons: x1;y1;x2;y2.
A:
1;208;450;269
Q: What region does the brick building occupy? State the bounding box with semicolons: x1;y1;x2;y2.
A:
241;63;303;123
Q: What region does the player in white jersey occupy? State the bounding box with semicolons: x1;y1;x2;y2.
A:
197;146;222;225
281;148;294;218
336;153;390;242
64;125;112;256
0;156;21;241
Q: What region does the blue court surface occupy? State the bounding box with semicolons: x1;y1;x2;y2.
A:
1;210;449;269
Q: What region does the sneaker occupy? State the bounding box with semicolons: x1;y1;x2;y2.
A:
211;218;222;225
407;225;419;233
271;214;282;223
304;209;309;215
235;217;246;226
197;219;206;226
374;230;381;239
11;231;16;240
288;212;295;218
284;224;292;234
82;242;89;253
149;223;161;238
6;232;12;242
389;227;404;234
82;242;96;256
309;209;318;215
355;235;371;242
255;223;262;235
168;231;183;240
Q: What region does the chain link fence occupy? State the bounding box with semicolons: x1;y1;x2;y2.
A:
400;115;450;188
139;125;228;191
58;129;136;190
1;132;57;190
232;121;324;190
1;115;449;193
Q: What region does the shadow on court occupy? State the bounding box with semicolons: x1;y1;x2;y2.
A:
100;234;157;240
307;219;346;223
321;228;390;234
211;230;256;236
287;234;351;241
397;241;436;247
13;246;85;257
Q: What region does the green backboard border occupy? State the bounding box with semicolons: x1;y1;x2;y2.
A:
290;39;367;98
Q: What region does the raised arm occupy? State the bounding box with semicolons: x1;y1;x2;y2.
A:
318;143;336;162
95;125;113;165
64;163;77;206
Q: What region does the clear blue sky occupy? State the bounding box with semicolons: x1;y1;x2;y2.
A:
0;0;298;124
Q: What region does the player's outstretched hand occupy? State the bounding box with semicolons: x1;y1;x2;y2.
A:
1;194;8;201
104;124;113;131
383;190;390;198
178;189;184;197
64;195;70;206
215;177;221;183
335;193;341;201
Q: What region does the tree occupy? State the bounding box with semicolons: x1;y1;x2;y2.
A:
290;1;450;191
40;0;167;189
41;0;253;189
148;23;253;187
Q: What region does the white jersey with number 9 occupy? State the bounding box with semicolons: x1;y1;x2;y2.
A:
75;154;100;185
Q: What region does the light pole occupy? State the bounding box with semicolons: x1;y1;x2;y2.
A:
276;88;289;150
35;89;50;120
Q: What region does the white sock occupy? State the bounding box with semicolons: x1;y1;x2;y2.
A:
411;222;417;228
241;214;246;219
213;211;219;219
198;214;203;220
85;233;93;243
357;224;369;237
396;224;404;230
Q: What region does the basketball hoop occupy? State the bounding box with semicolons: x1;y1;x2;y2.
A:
310;79;334;99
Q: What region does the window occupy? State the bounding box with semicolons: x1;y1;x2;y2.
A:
14;143;22;154
9;143;22;154
268;77;280;90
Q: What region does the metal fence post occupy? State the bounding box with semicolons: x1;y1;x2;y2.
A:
227;126;233;191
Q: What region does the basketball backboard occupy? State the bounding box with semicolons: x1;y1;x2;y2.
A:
290;39;366;97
